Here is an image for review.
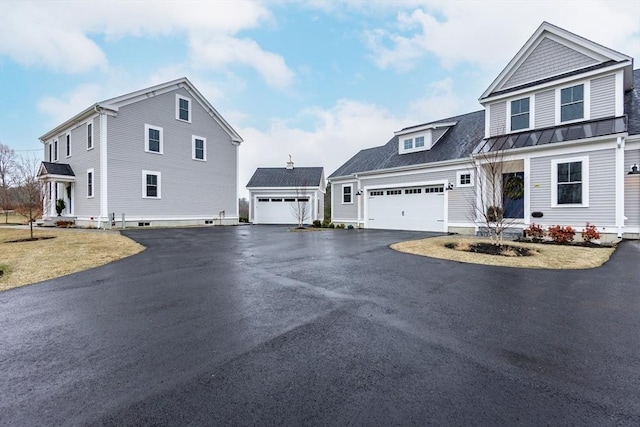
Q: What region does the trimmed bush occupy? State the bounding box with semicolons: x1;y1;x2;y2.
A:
524;223;545;241
335;223;345;229
548;225;575;244
581;223;600;243
312;220;321;228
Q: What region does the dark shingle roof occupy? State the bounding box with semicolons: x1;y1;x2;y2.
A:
624;69;640;136
329;110;484;179
39;162;75;177
247;167;324;188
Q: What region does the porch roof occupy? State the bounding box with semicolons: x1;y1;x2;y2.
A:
38;162;75;181
475;116;627;154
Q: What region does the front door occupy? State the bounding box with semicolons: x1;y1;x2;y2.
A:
503;172;524;219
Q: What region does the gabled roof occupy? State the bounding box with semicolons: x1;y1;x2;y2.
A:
39;77;242;144
247;167;325;188
38;162;75;177
481;21;633;100
329;110;484;179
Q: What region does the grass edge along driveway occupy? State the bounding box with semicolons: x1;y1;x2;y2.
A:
0;228;144;291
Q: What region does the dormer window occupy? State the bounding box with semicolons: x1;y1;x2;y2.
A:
396;121;456;155
510;98;530;131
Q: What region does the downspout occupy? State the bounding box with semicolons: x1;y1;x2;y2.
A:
615;136;625;237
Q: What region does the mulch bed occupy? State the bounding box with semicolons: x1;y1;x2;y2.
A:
446;242;534;257
515;238;614;248
4;236;56;243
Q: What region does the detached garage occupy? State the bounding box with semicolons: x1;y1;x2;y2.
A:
247;161;325;225
366;185;446;232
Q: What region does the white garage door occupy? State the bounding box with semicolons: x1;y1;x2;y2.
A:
367;186;445;231
255;197;309;224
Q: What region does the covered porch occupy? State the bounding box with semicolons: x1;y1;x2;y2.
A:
38;162;76;225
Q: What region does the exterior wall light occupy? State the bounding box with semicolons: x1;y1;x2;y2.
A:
629;164;640;175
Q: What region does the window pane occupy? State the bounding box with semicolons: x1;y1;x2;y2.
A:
569;161;582;182
558;183;582;204
147;185;157;197
415;136;424;147
561;87;572;104
511;113;529;131
561;102;583;122
573;84;583;100
179;99;189;120
147;175;157;186
557;163;569;182
404;139;413;150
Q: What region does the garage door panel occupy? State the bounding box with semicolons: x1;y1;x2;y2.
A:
255;198;309;224
367;187;444;232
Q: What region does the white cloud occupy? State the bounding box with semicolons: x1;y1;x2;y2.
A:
238;99;405;196
37;84;103;127
189;35;295;90
363;1;640;72
0;0;294;88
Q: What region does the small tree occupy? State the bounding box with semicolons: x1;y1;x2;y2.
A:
0;143;16;223
291;181;310;228
470;148;523;245
13;154;43;239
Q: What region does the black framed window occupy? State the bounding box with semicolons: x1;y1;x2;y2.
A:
342;186;352;203
146;174;158;198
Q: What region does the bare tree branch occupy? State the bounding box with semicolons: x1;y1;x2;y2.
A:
12;153;43;239
0;143;17;223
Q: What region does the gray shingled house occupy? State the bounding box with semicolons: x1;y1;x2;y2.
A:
246;160;325;225
37;77;243;228
329;22;640;240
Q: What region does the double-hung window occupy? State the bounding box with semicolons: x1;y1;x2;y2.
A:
192;136;206;161
560;84;584;122
66;134;71;157
87;122;93;149
176;94;191;122
145;124;163;154
142;170;161;199
53;140;58;161
87;169;94;198
552;157;588;206
342;184;353;204
510;97;530;131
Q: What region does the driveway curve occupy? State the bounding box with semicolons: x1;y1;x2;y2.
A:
1;226;639;426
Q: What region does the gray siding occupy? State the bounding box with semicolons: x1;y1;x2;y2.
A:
65;116;101;217
534;90;555;128
449;185;475;223
489;102;506;136
106;87;238;219
331;181;358;221
529;148;616;227
624;149;640;228
501;37;598;90
432;128;447;145
590;74;616;119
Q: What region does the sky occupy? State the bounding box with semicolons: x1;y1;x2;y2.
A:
1;0;639;198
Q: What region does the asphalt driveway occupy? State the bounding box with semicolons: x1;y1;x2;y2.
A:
1;226;639;426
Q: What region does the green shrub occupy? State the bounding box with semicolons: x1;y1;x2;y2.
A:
328;223;335;229
335;223;345;229
346;224;354;230
312;220;321;228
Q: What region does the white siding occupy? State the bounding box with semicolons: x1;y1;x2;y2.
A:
590;74;616;119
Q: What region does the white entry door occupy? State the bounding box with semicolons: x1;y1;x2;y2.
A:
367;186;445;231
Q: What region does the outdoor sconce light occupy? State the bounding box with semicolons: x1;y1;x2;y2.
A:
446;183;454;190
629;164;640;175
356;189;363;195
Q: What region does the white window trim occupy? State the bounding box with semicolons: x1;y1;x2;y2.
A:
144;124;164;154
87;168;94;199
456;170;475;188
506;95;533;133
551;156;589;207
192;135;207;161
66;133;71;158
399;131;432;154
342;183;353;205
87;121;94;150
53;139;58;161
176;94;192;123
555;81;590;125
142;170;162;199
